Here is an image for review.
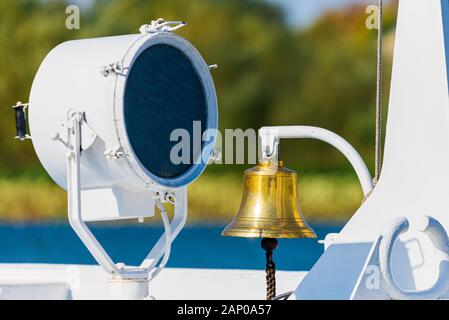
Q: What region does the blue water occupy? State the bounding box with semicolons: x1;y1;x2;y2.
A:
0;224;341;271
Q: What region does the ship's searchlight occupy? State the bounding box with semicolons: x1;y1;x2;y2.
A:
14;19;218;297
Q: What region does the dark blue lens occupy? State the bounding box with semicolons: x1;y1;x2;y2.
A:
124;44;207;179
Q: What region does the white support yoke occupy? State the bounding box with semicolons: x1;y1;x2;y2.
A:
61;110;188;298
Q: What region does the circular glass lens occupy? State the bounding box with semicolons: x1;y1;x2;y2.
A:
124;44;208;179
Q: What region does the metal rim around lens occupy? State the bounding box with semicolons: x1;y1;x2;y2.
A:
113;32;218;190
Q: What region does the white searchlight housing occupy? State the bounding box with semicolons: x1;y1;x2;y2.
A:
22;19;218;294
30;20;217;220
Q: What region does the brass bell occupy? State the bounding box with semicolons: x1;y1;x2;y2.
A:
222;160;316;239
222;160;316;299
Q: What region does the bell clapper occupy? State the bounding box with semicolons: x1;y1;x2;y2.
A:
261;238;278;300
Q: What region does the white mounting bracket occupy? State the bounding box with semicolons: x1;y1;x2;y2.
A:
52;113;97;151
104;146;125;160
139;18;187;34
100;62;128;77
56;109;188;286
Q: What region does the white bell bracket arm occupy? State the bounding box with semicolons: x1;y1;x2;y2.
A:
379;216;449;300
259;126;374;196
60;110;187;280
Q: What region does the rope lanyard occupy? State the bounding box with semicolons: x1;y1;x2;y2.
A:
374;0;383;184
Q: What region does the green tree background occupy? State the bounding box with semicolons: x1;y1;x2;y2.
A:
0;0;398;223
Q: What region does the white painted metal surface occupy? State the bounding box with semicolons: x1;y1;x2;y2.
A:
108;277;150;300
294;0;449;299
0;265;306;300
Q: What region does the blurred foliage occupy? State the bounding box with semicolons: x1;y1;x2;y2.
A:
0;174;363;223
0;0;398;222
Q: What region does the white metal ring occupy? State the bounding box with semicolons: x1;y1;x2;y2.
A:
379;216;449;300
